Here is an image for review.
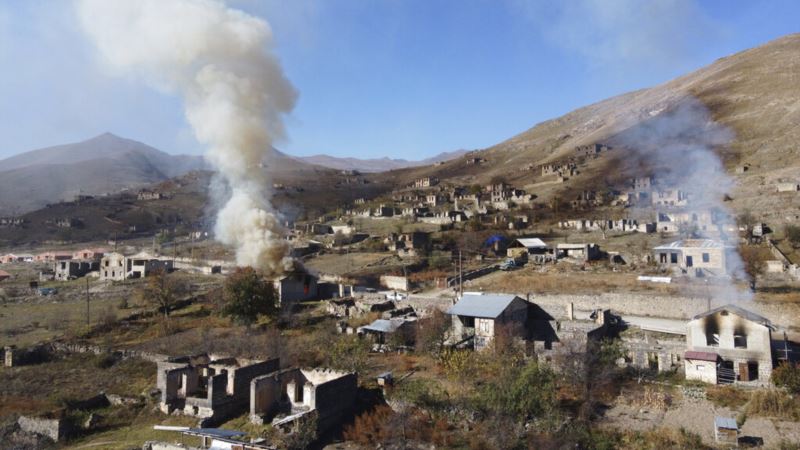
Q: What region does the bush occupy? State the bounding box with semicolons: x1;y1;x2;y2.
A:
706;385;749;408
772;361;800;394
474;361;557;421
745;390;800;420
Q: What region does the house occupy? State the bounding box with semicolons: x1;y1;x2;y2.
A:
99;252;127;281
71;248;107;261
137;190;164;200
426;194;445;207
126;252;174;279
0;253;34;264
54;260;98;281
35;252;72;262
651;189;689;207
0;270;10;282
575;143;610;158
685;305;773;384
654;239;732;275
357;318;417;346
274;272;319;307
465;157;486;165
632;176;653;191
555;243;600;262
507;238;549;260
447;293;529;350
776;182;799;193
413;177;438;188
157;355;280;425
250;367;357;434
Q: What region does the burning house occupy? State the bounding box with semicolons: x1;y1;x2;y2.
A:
273;272;319;307
685;305;774;385
654;239;733;276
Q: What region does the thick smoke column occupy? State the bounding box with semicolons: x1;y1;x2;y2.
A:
77;0;296;275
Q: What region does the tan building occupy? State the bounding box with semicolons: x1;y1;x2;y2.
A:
100;252;127;281
685;305;773;385
654;239;733;275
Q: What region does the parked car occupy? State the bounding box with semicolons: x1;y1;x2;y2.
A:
38;287;58;296
498;258;518;271
385;292;407;301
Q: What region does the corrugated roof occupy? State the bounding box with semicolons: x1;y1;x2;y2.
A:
515;238;548;248
684;351;718;362
358;318;410;334
654;239;726;250
446;293;522;318
714;417;738;430
692;304;772;327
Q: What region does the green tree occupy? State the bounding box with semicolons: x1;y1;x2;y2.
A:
476;361;557;420
221;267;278;326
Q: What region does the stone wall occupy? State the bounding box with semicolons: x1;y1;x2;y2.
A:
18;415;71;442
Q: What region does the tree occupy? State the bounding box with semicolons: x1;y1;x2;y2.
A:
785;225;800;248
142;268;184;319
221;267;278;326
772;362;800;394
415;309;450;356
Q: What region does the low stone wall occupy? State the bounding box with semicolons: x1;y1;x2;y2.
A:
48;342;168;363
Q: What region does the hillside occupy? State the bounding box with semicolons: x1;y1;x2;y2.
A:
0;133;208;215
388;33;800;224
295;149;467;173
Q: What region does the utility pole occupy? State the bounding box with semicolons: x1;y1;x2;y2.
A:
458;249;463;297
85;276;90;327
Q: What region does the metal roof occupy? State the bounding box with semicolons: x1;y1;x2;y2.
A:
654;239;726;250
446;293;522;319
692;304;772;327
714;417;738;430
515;238;548;248
358;318;410;334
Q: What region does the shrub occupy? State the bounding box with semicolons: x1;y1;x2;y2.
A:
745;390;800;420
772;361;800;394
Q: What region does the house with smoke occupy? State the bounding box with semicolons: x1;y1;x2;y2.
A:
654;239;733;276
685;305;774;384
651;189;689;207
274;272;319;307
447;293;529;350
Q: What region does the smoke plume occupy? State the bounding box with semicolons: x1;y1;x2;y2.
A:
611;96;751;301
77;0;297;275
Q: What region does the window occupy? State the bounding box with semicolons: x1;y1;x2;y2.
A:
697;364;704;370
670;253;678;264
734;334;747;349
707;333;720;347
660;253;667;263
702;253;710;263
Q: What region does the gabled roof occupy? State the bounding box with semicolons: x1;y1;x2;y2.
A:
714;417;738;430
692;304;772;327
446;293;523;319
358;318;413;334
514;238;548;249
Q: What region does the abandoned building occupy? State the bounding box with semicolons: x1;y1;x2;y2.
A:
447;293;529;350
685;305;774;384
100;251;174;281
71;248;107;260
531;304;615;370
654;239;732;276
507;238;550;263
357;317;417;347
651;189;689;207
99;252;126;281
413;177;438;188
35;251;72;262
157;355;281;425
273;272;319;307
137;190;165;200
54;260;98;281
555;243;600;262
250;368;357;434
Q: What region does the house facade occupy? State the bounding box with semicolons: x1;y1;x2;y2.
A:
654;239;731;275
447;293;529;350
685;305;773;384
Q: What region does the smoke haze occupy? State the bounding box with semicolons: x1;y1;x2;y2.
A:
76;0;297;275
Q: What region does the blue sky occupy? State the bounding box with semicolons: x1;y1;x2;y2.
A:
0;0;797;160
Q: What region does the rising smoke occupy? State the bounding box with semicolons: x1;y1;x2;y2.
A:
76;0;297;275
610;96;752;301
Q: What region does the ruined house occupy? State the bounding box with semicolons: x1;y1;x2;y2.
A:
651;189;689;207
250;368;357;434
447;293;529;350
654;239;733;276
413;177;438;188
157;355;281;425
555;243;600;262
775;182;799;192
127;252;174;278
357;317;417;347
71;248;107;260
574;143;610;158
274;272;319;307
0;253;34;264
54;260;98;281
137;190;164;200
685;305;774;384
35;251;72;262
99;252;126;281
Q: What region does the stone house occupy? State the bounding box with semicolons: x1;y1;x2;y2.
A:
274;272;319;307
775;182;799;193
632;176;653;191
157;355;280;426
414;177;438;188
654;239;732;275
99;252;126;281
507;238;549;260
575;143;610;158
447;293;529;350
54;260;98;281
127;252;174;278
357;318;417;346
685;305;774;384
71;248;107;260
250;367;357;434
137;190;164;200
35;251;72;262
651;189;689;207
0;253;34;264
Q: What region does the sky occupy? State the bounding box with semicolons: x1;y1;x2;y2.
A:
0;0;798;161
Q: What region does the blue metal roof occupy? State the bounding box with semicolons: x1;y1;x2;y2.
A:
446;293;522;318
185;428;247;438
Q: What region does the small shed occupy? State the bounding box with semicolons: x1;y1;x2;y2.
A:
714;416;739;446
357;318;416;346
507;238;549;259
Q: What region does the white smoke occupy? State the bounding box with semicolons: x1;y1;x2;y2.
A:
610;96;752;301
76;0;297;275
